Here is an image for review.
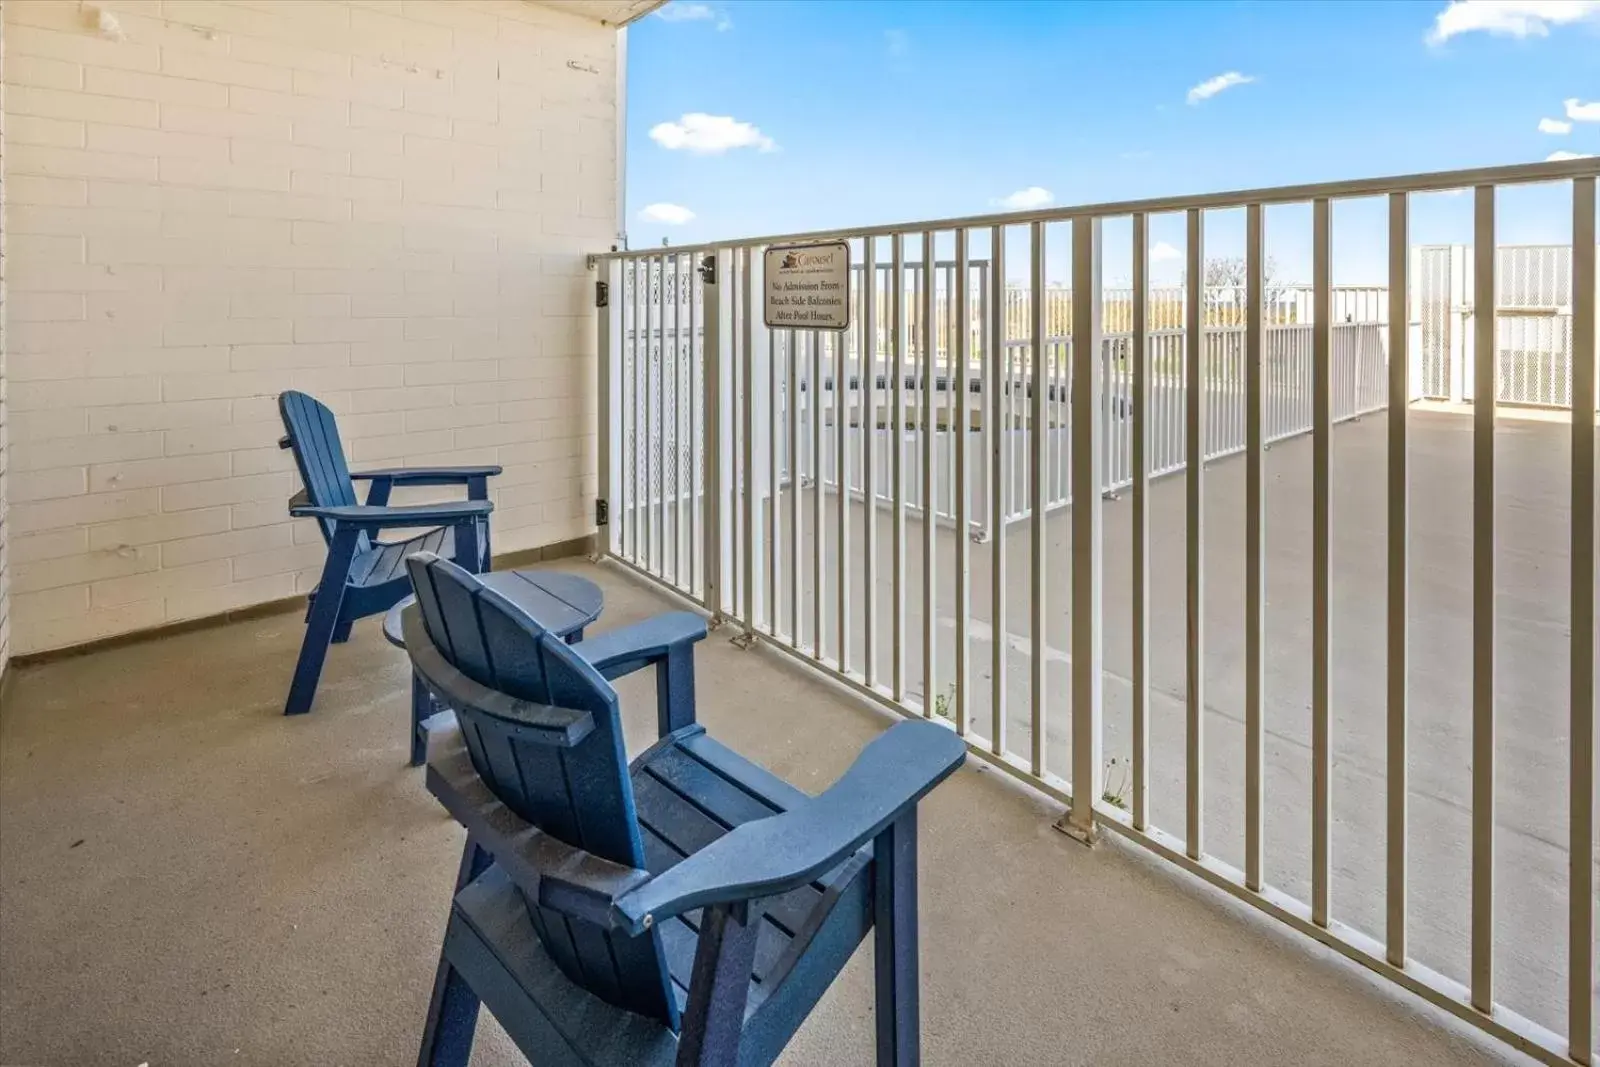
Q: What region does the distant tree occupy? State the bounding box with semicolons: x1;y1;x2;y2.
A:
1193;256;1285;323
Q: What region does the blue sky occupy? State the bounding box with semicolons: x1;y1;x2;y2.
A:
624;0;1599;284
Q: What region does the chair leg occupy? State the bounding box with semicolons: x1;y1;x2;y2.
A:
284;530;357;716
331;619;354;644
873;811;920;1067
409;673;433;767
417;839;490;1067
452;519;485;575
656;642;697;735
675;902;763;1067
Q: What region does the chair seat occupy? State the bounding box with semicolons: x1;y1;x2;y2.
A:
629;729;856;1011
349;524;484;589
441;726;873;1067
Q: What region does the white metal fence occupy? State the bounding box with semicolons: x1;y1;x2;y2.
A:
596;159;1600;1067
1417;243;1584;407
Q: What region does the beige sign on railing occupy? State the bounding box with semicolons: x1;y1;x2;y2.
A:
764;241;851;330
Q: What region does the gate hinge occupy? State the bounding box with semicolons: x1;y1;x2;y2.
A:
699;254;716;286
595;280;609;308
595;498;609;527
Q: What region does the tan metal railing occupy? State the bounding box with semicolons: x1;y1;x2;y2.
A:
595;157;1599;1067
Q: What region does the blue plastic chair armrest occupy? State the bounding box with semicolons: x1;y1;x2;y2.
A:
350;465;503;485
289;499;493;528
572;612;707;680
612;720;966;934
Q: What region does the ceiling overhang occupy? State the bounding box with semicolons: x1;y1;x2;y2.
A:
532;0;667;28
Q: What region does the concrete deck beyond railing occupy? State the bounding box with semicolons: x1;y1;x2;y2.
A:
0;562;1531;1066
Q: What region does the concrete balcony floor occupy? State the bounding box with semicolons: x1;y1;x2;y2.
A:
0;558;1531;1066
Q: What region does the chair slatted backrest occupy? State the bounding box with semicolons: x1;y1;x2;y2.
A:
405;553;679;1027
279;391;359;546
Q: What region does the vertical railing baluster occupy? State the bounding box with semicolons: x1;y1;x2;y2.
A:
812;330;824;658
674;254;687;588
656;254;667;576
955;231;972;735
598;258;620;560
741;249;757;635
865;241;880;685
1312;198;1333;927
632;257;645;565
789;328;801;648
703;249;730;620
1387;192;1411;968
1132;214;1150;831
769;313;781;636
1186;208;1206;859
923;231;939;717
838;283;853;672
1030;221;1048;774
1570;174;1596;1067
893;235;908;699
1067;216;1104;838
1470;185;1497;1013
990;225;1008;756
1245;204;1265;891
979;263;991;540
691;256;704;599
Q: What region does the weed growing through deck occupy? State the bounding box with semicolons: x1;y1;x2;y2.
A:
1102;756;1130;810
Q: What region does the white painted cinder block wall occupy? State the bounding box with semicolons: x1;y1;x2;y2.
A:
1;0;618;656
1;1;11;677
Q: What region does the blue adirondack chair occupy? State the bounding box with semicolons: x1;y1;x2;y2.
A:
401;552;967;1067
278;390;502;717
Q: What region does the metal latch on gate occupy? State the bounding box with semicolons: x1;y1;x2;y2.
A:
699;254;716;286
595;498;609;527
595;281;609;308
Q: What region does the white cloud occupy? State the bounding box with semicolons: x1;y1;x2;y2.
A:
639;203;696;225
1427;0;1600;43
886;28;910;58
1547;150;1596;161
1566;97;1600;121
1187;71;1254;104
655;2;728;28
649;113;775;154
1539;117;1574;133
1151;241;1182;263
992;186;1054;210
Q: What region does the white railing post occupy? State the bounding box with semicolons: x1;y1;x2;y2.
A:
740;248;769;642
1063;215;1103;842
1470;186;1497;1014
597;257;622;558
1185;208;1206;859
1570;174;1596;1067
954;229;972;736
1131;214;1150;832
1386;192;1411;969
702;249;732;622
1312;197;1333;927
1244;203;1265;891
864;240;879;685
1029;221;1047;775
988;226;1008;756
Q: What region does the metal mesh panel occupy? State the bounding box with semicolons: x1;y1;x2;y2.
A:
1418;245;1453;399
1496;245;1572;407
